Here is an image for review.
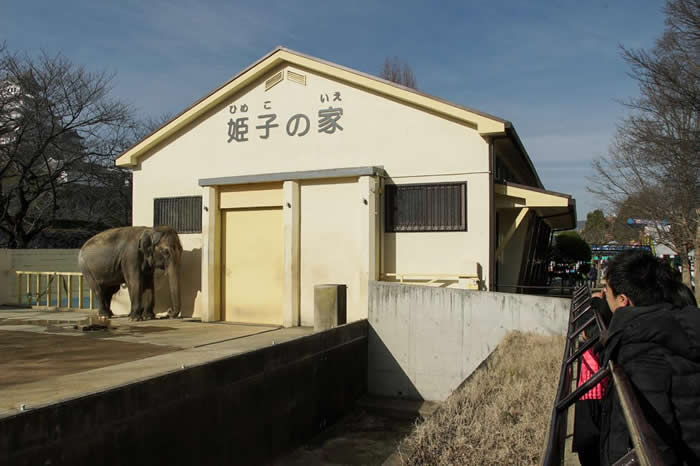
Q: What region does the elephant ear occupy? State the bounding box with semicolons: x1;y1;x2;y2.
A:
151;230;165;247
138;230;155;270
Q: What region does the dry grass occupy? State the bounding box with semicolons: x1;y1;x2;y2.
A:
397;331;565;466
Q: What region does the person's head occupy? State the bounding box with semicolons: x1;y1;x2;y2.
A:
604;250;675;312
665;281;698;307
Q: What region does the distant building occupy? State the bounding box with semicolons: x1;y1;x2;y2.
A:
0;81;23;145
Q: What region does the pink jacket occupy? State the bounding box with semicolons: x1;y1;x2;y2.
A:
578;349;609;400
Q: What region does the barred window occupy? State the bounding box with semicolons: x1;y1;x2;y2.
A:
154;196;202;233
385;183;467;232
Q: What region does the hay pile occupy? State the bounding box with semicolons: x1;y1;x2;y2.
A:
397;331;565;465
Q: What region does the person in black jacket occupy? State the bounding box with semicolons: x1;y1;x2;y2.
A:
598;250;700;465
572;294;612;466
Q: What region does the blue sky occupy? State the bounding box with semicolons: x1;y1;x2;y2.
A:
2;0;666;219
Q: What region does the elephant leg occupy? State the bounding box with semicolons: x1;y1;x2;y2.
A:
93;288;109;317
140;272;156;321
95;284;117;318
141;288;155;321
101;285;120;318
126;279;143;321
129;300;143;321
83;276;108;317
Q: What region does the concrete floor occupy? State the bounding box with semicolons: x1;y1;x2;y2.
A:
0;307;313;417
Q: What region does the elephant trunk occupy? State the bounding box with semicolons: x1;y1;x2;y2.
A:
166;261;181;318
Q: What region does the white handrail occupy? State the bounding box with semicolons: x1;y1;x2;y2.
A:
381;272;481;289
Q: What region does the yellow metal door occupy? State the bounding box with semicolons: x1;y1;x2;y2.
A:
221;207;284;325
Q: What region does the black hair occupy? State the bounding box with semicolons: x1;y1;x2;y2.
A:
665;281;698;307
604;249;677;307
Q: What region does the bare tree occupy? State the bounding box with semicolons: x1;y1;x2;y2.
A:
380;56;417;89
609;196;647;244
0;47;134;248
590;0;700;291
65;112;174;229
623;0;700;115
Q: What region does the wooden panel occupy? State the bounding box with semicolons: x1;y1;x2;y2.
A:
222;207;284;325
219;182;283;209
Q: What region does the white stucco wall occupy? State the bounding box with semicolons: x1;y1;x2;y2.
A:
383;173;490;286
131;65;491;320
299;178;365;324
132;65;488;197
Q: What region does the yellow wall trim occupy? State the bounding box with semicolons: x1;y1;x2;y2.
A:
494;183;570;208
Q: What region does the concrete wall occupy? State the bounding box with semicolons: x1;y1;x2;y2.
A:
1;321;368;466
0;249;81;305
367;281;569;401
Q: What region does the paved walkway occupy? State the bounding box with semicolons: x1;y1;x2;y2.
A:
0;308;313;418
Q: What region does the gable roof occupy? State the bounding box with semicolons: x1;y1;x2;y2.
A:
115;47;533;182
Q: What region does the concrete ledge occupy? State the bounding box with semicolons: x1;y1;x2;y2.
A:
199;166;385;187
1;321;369;466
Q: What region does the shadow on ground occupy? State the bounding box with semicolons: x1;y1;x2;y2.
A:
274;405;420;466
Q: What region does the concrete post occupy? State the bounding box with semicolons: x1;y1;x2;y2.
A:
201;186;220;322
283;180;300;327
358;175;378;317
314;284;347;331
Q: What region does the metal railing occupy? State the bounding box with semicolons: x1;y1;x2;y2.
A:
542;285;665;466
495;283;577;297
15;271;97;310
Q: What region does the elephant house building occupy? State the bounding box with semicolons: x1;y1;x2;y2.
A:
115;47;576;326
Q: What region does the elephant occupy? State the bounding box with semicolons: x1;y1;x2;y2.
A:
78;226;183;321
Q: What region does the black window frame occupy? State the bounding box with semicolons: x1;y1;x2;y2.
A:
153;196;203;234
384;182;467;233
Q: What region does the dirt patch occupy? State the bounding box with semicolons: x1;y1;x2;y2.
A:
0;330;179;389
